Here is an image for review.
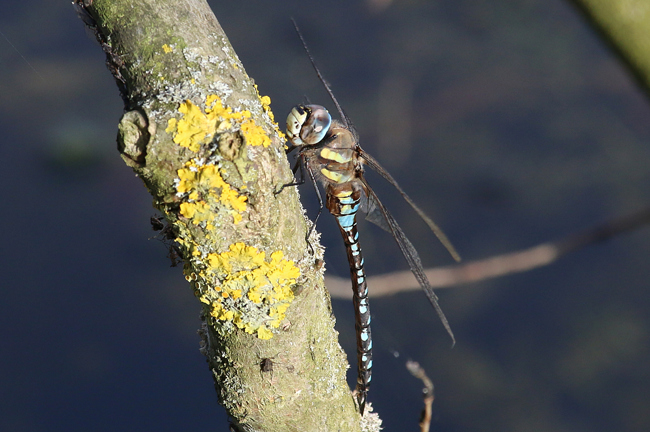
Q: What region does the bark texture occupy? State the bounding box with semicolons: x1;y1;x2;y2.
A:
75;0;369;430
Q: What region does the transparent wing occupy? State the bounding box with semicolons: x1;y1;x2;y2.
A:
359;190;391;232
359;150;461;262
359;175;455;345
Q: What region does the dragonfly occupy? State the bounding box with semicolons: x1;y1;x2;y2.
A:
283;20;461;414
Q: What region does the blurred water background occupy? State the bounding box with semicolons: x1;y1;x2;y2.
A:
1;1;649;431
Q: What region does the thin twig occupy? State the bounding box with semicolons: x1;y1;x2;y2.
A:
406;360;434;432
326;207;650;298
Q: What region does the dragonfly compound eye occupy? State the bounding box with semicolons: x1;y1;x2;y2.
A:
286;105;332;146
300;104;332;145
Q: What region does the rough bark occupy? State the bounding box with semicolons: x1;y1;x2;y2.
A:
74;1;371;430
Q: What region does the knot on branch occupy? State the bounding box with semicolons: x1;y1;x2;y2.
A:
117;109;155;167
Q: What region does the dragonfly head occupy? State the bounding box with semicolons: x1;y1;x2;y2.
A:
286;104;332;147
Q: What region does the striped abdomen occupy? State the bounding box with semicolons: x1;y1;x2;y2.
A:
326;185;372;414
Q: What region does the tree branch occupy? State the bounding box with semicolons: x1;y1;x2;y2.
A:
569;0;650;96
74;1;370;430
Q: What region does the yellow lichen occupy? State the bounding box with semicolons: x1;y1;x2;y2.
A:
179;200;211;222
240;120;271;148
166;94;275;152
176;160;247;226
257;327;273;340
162;44;173;53
165;100;215;152
260;95;272;113
194;243;299;339
256;85;285;141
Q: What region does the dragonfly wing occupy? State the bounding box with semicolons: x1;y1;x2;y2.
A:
360;150;461;262
360;176;455;345
360;191;393;232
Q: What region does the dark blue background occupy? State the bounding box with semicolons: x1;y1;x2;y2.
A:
1;1;649;431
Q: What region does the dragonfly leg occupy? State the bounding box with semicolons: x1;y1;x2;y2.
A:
303;163;323;255
274;158;305;195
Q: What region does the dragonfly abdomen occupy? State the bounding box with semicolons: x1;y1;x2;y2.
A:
327;186;373;413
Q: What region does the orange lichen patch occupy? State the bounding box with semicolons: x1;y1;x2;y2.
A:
176;160;247;226
197;243;300;340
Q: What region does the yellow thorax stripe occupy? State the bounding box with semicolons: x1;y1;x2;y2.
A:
320;147;351;163
321;168;352;183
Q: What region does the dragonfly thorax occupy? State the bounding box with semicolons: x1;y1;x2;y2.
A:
326;124;356;150
286;104;332;146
